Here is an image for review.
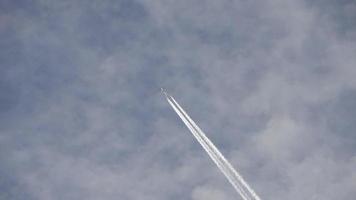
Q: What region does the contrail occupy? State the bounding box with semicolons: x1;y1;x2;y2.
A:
162;89;261;200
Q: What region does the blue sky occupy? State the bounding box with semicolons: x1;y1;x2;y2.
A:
1;0;356;199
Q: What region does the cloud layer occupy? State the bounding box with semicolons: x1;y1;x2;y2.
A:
1;0;356;199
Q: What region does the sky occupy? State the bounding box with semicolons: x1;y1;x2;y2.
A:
0;0;356;199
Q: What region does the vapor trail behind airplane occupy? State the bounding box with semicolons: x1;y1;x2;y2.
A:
162;89;261;200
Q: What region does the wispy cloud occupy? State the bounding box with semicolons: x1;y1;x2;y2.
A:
0;0;355;199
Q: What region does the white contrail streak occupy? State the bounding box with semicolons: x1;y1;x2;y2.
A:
162;89;261;200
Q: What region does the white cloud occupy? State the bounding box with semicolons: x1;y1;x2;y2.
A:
1;0;356;199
